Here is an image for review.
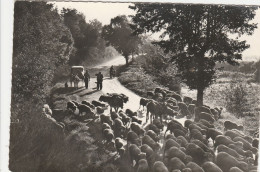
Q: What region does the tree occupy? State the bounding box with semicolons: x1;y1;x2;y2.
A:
130;4;258;106
102;15;142;64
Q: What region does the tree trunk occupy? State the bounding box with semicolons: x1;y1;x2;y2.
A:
125;56;129;65
197;87;204;107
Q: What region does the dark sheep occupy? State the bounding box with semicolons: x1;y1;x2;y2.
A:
67;101;77;112
214;135;235;149
100;114;113;126
125;109;137;118
252;138;259;149
188;104;196;115
228;144;253;158
141;144;155;166
191;139;215;157
165;120;187;138
163;139;181;159
131;122;145;136
186;143;214;166
168;157;186;171
216;144;242;159
138;152;147;160
102;123;111;131
202;162;223;172
113;118;126;137
178;102;191;117
216;152;248;172
164;106;179;119
139;98;151;110
166;97;177;106
137;159;149;172
153;161;169;172
132;116;142;125
152;93;164;102
81;100;95;109
96;106;105;114
206;128;223;143
196;123;209;131
99;95;124;112
233;136;254;152
186;162;205;172
198;112;215;124
224;121;243;131
184;119;193;128
147;124;160;135
129;144;142;166
107;93;129;103
147;130;160;142
115;137;124;155
188;123;206;135
224;130;244;140
142;135;160;152
165;134;176;140
111;111;121;121
171;94;182;102
77;104;95;118
242;135;253;143
153;119;164;130
190;129;207;144
118;112;131;126
199;119;214;128
146;100;163;123
183;96;193;105
127;131;140;146
103;128;114;143
147;91;154;98
92;100;106;107
166;146;190;164
192;100;198;106
154;87;167;97
173;129;187;138
167;104;179;111
195;106;212;115
177;136;188;148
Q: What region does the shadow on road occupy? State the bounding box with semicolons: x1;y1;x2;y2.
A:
79;90;99;97
66;87;85;96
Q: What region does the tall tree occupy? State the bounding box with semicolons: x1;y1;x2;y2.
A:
102;15;141;64
130;4;258;106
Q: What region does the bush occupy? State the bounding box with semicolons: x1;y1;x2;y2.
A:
224;80;249;118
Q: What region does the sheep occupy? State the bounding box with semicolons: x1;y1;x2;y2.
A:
178;102;191;117
242;135;253;143
129;144;142;166
214;135;236;149
103;129;114;143
186;143;214;166
252;138;259;149
191;139;215;157
163;139;181;159
186;162;205;172
113;118;126;137
164;106;179;120
195;106;212;115
224;121;243;131
190;129;207;144
125;109;137;118
147;130;159;142
115;137;124;156
71;100;80;107
183;96;193;105
228;144;254;158
127;131;140;146
216;152;248;172
224;130;244;140
188;104;196;115
118;112;131;126
131;122;145;136
184;119;193;128
102;123;111;131
229;167;243;172
132;116;142;125
153;119;164;130
206;128;223;143
142;135;160;152
146;100;163;123
167;104;179;111
165;134;176;140
147;91;154;98
111;111;121;121
216;144;242;159
96;106;105;114
107;93;129;103
188;123;206;135
168;157;186;171
99;95;124;112
100;114;113;126
198;112;215;124
166;146;190;164
67;101;77;112
233;136;254;152
166;97;177;106
182;168;192;172
153;161;169;172
199;119;214;128
81;100;95;109
196;123;209;131
77;104;95;118
154;87;167;97
177;136;188;148
171;94;182;102
202;162;223;172
147;124;160;135
137;159;149;172
139;98;151;110
153;93;164;102
164;120;187;138
141;144;155;167
92;100;106;107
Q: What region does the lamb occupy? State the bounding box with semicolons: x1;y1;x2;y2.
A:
186;162;205;172
153;161;169;172
186;143;214;166
92;100;106;107
139;98;151;110
142;135;160;152
81;100;95;109
137;159;149;172
67;101;77;112
224;121;243;131
216;152;248;172
131;122;145;136
127;131;140;146
147;130;159;142
168;157;186;171
206;128;223;143
202;162;223;172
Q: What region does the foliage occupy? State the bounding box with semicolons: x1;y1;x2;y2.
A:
253;59;260;82
61;9;106;65
102;15;142;64
130;3;258;105
224;78;249;118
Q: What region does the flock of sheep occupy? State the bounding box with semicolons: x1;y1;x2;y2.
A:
62;87;259;172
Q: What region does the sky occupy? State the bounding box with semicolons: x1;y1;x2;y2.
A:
52;2;260;61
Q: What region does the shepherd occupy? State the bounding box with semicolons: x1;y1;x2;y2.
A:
84;70;90;89
96;72;103;90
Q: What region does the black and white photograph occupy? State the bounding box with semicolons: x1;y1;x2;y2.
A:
1;0;260;172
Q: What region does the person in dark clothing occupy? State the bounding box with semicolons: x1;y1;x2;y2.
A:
84;70;90;89
96;72;103;90
110;65;115;79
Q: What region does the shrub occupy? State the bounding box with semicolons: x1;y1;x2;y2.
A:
224;80;250;118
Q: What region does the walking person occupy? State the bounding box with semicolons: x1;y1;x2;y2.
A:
110;65;114;79
96;72;103;90
84;70;90;89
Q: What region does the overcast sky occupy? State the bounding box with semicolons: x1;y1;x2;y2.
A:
53;2;260;61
